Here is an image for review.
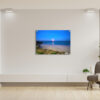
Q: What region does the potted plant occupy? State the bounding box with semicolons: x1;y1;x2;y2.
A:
82;68;89;74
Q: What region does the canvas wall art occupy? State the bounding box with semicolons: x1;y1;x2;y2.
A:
36;30;70;55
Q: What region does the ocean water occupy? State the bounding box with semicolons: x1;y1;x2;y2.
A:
42;41;70;46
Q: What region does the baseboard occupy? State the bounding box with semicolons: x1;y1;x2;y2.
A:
1;82;88;87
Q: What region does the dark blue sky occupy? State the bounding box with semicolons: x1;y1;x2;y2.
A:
36;30;70;41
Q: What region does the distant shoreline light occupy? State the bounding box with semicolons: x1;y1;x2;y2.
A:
52;39;55;42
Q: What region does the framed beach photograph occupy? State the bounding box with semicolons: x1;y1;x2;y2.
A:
36;30;71;55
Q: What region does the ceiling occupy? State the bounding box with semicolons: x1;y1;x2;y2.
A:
0;0;100;9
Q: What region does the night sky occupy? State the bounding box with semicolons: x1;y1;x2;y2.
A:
36;30;70;41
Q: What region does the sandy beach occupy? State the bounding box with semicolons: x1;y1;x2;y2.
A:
40;44;70;53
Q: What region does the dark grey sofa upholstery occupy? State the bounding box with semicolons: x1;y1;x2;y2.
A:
87;62;100;89
95;62;100;73
87;75;98;82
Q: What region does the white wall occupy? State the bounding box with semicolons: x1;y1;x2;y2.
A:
1;10;99;74
0;0;100;9
0;11;2;74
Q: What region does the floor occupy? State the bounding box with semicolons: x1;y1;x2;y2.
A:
0;86;100;100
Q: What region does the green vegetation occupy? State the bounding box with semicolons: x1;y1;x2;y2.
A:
82;69;89;73
36;47;65;54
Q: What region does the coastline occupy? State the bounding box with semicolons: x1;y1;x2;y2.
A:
40;44;70;52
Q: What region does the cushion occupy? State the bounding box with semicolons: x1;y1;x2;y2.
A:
87;75;98;82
